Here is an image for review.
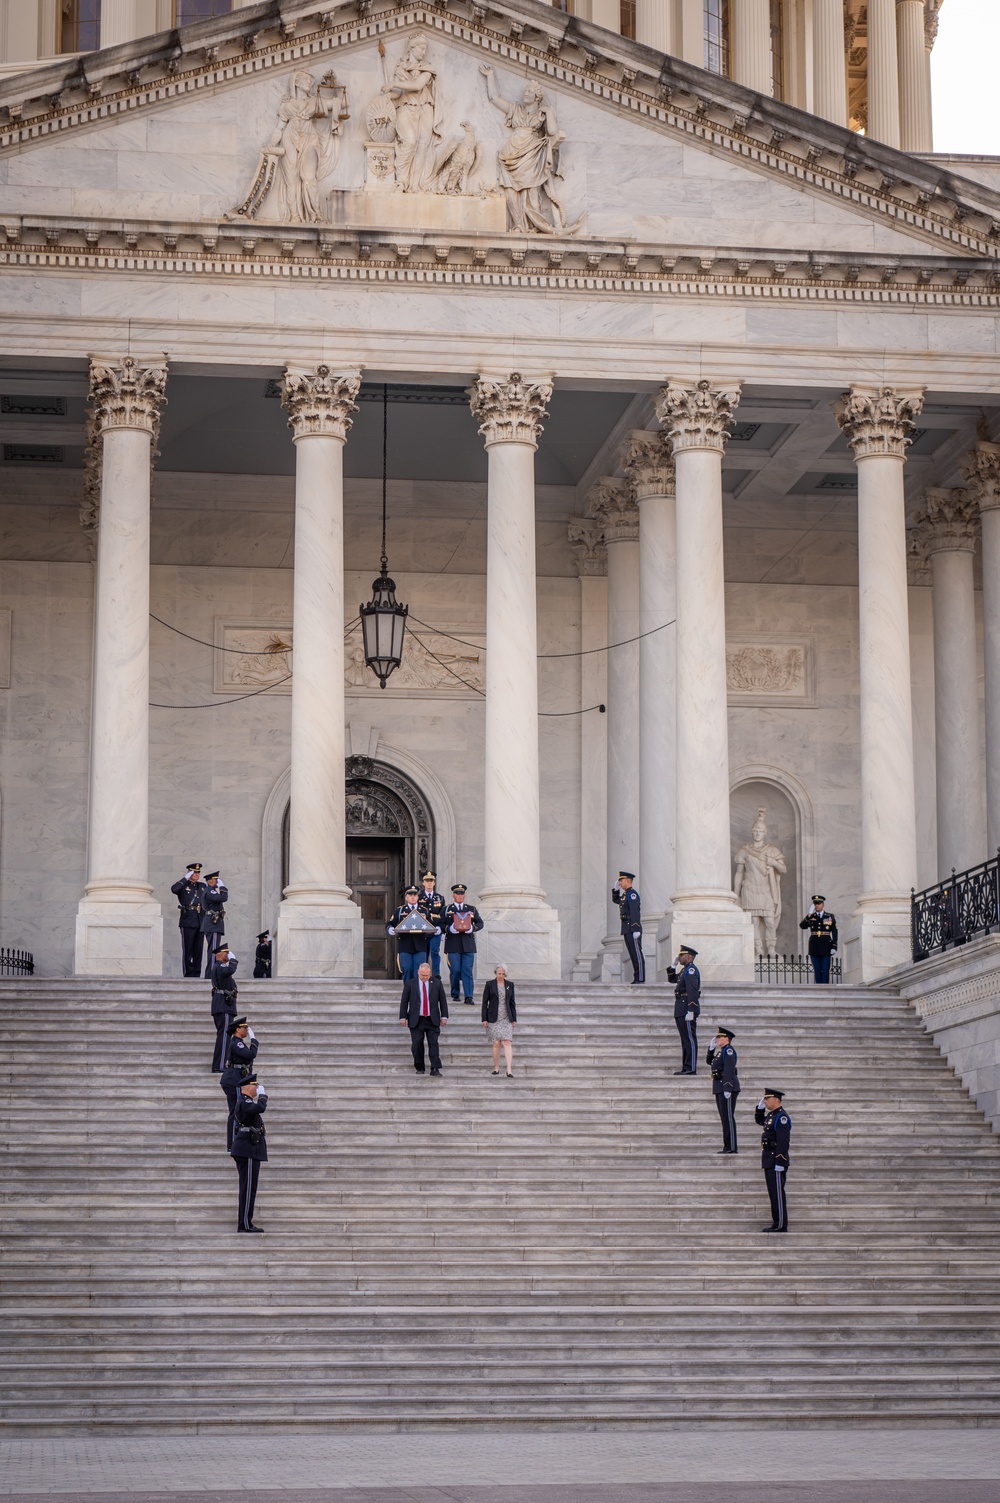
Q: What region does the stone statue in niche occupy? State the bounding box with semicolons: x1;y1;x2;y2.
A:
478;65;580;234
733;808;787;958
229;70;349;223
362;40;485;198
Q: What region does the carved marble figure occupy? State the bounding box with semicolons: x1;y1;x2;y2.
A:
733;809;787;957
479;65;575;233
230;70;348;223
385;38;443;193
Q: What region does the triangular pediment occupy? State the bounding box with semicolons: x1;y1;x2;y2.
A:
1;0;998;290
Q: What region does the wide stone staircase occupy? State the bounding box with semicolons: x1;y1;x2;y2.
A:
1;976;1000;1431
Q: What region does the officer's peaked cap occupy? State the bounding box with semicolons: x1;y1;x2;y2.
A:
404;885;420;895
204;870;220;880
618;870;635;880
451;883;467;893
239;1074;258;1088
764;1087;785;1098
811;894;826;904
422;871;437;881
679;945;698;957
231;1016;248;1029
257;931;269;941
214;944;230;955
186;861;202;870
716;1026;735;1040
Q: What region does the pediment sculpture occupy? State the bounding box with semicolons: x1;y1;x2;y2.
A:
229;69;349;224
479;65;581;235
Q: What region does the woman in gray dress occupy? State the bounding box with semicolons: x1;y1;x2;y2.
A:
481;963;517;1077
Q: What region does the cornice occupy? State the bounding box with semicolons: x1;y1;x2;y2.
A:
1;1;999;261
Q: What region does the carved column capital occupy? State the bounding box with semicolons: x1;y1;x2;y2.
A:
619;429;675;500
567;518;608;577
655;380;742;454
282;366;360;441
961;442;1000;514
835;385;925;459
89;356;167;437
924;0;941;49
913;487;980;556
588;477;639;544
470;373;552;448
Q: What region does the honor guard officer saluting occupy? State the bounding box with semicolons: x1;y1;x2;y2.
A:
387;886;435;981
220;1016;258;1151
445;884;484;1004
418;872;448;979
612;871;644;985
253;931;272;979
667;946;700;1075
755;1089;792;1233
170;863;206;977
200;872;228;978
209;943;239;1073
706;1027;740;1154
800;895;838;984
231;1074;267;1234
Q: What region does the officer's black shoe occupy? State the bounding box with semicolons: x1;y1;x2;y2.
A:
631;979;644;985
762;1226;787;1234
414;1067;425;1074
237;1226;264;1234
716;1148;735;1154
673;1069;693;1075
760;1224;778;1231
463;998;474;1004
430;1068;443;1076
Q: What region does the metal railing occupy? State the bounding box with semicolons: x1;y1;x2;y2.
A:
755;953;842;985
0;948;34;976
911;852;1000;962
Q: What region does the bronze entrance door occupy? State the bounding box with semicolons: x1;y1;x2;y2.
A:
347;839;405;979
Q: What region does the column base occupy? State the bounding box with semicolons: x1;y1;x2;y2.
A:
571;953;599;982
478;892;562;981
275;892;364;978
668;895;754;983
591;935;625;984
842;896;912;983
74;893;163;977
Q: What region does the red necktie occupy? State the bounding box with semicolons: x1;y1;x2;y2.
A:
421;982;429;1018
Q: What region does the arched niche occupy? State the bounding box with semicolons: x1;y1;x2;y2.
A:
729;766;816;956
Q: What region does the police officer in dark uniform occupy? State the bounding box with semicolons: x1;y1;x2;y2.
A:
706;1026;740;1153
209;943;239;1073
170;863;205;977
799;894;838;984
444;884;484;1004
220;1016;258;1151
200;872;228;978
667;946;700;1074
418;872;448;979
387;885;434;981
231;1075;267;1234
612;871;644;984
253;931;272;979
755;1088;791;1232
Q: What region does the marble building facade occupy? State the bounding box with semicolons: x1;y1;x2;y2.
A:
0;0;997;985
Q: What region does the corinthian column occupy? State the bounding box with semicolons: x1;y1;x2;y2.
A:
568;521;608;980
867;0;902;147
75;358;166;976
621;430;676;978
656;381;754;982
731;0;773;95
470;375;561;979
837;385;924;978
813;0;849;126
962;443;1000;852
589;478;641;982
897;0;931;152
913;488;983;876
276;366;363;977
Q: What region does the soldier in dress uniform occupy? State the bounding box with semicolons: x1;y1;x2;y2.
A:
209;943;239;1073
667;946;700;1075
220;1016;258;1151
706;1026;740;1154
200;872;228;978
231;1074;267;1234
444;883;484;1004
418;872;448;979
755;1088;791;1232
253;931;272;979
612;871;644;984
387;885;434;981
799;894;838;984
170;863;206;977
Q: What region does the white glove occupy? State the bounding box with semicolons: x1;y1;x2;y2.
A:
758;1097;766;1109
723;1091;731;1100
228;950;236;961
685;1011;694;1021
256;1090;266;1103
246;1028;255;1042
387;927;396;936
434;927;441;936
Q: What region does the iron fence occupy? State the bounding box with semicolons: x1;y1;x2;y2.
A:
0;948;34;976
911;852;1000;961
755;953;842;985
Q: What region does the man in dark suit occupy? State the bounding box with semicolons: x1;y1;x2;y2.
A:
170;863;205;977
387;885;434;981
209;943;239;1073
444;883;484;1004
399;961;449;1076
201;872;228;978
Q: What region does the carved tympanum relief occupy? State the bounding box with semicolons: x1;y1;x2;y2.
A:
726;638;814;705
230;70;349;223
215;621;484;697
479;64;579;234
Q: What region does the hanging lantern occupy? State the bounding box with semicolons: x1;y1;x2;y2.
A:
360;384;408;688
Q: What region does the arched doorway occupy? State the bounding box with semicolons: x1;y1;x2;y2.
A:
280;756;435;978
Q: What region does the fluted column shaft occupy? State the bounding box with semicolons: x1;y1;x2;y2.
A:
916;491;981;875
471;375;561;978
568;522;608;979
635;0;671;53
813;0;849;126
962;445;1000;852
867;0;901;147
897;0;931;152
277;366;363;977
731;0;773;94
75;358;166;976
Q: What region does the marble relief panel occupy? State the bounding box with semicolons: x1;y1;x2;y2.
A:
726;635;815;707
